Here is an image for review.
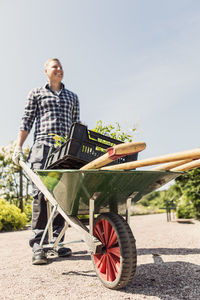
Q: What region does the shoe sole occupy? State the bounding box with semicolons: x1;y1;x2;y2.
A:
32;258;47;265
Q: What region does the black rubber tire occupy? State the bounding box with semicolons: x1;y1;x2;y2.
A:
91;212;137;289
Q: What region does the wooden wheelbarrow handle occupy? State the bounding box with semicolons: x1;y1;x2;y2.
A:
100;148;200;170
170;158;200;172
151;159;193;171
80;141;146;170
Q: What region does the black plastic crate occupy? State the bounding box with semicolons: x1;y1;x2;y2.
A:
44;123;138;169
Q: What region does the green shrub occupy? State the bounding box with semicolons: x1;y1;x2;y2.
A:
176;195;195;219
92;120;136;142
23;202;32;223
0;199;27;231
176;204;194;219
175;169;200;220
139;190;167;208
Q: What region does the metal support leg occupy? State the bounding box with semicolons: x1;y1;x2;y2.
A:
89;199;94;235
89;192;100;236
126;198;131;225
53;222;69;248
40;204;57;247
46;200;53;243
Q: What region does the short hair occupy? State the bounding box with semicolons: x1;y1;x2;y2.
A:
44;58;61;69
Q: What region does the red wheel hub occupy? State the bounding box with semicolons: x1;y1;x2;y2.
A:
93;219;120;282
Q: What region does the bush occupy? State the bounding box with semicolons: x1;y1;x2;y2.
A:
92;120;136;142
23;202;32;223
176;195;195;219
176;204;194;219
0;199;27;231
139;190;167;208
175;169;200;220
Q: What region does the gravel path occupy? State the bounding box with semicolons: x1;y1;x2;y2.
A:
0;213;200;300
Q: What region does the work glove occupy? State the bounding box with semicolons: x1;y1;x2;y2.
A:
12;146;25;166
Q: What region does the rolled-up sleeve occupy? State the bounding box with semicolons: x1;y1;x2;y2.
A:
19;89;37;132
72;94;80;123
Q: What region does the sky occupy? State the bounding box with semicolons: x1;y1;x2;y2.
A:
0;0;200;162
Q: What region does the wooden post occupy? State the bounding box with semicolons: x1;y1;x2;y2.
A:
19;167;23;211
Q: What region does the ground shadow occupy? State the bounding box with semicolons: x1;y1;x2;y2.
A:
176;220;194;224
47;250;91;264
137;247;200;256
62;270;96;278
46;247;200;299
124;248;200;300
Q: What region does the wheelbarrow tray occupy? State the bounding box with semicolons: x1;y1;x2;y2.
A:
36;169;181;215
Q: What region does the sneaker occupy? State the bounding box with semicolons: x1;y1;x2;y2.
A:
32;249;47;265
57;247;72;257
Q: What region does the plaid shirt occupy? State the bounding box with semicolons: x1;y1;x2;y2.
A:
20;83;80;146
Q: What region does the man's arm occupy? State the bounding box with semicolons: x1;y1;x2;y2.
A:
13;88;37;165
19;89;37;133
13;130;29;165
16;130;29;147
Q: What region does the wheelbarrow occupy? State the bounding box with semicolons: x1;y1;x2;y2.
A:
20;160;181;289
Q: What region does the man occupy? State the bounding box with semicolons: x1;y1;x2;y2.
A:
13;58;80;265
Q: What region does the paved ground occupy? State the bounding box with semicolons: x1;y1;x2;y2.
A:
0;213;200;300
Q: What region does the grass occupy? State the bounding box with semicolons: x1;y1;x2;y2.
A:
130;204;166;216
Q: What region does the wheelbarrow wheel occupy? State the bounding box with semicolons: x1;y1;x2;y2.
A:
91;212;137;289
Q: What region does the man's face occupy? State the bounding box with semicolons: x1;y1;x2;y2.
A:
45;60;64;82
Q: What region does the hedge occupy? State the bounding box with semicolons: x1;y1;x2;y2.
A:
0;199;27;231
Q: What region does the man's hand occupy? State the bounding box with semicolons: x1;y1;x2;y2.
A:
12;146;25;166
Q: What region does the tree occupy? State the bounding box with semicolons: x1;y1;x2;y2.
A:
174;168;200;219
141;170;200;220
0;141;31;211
